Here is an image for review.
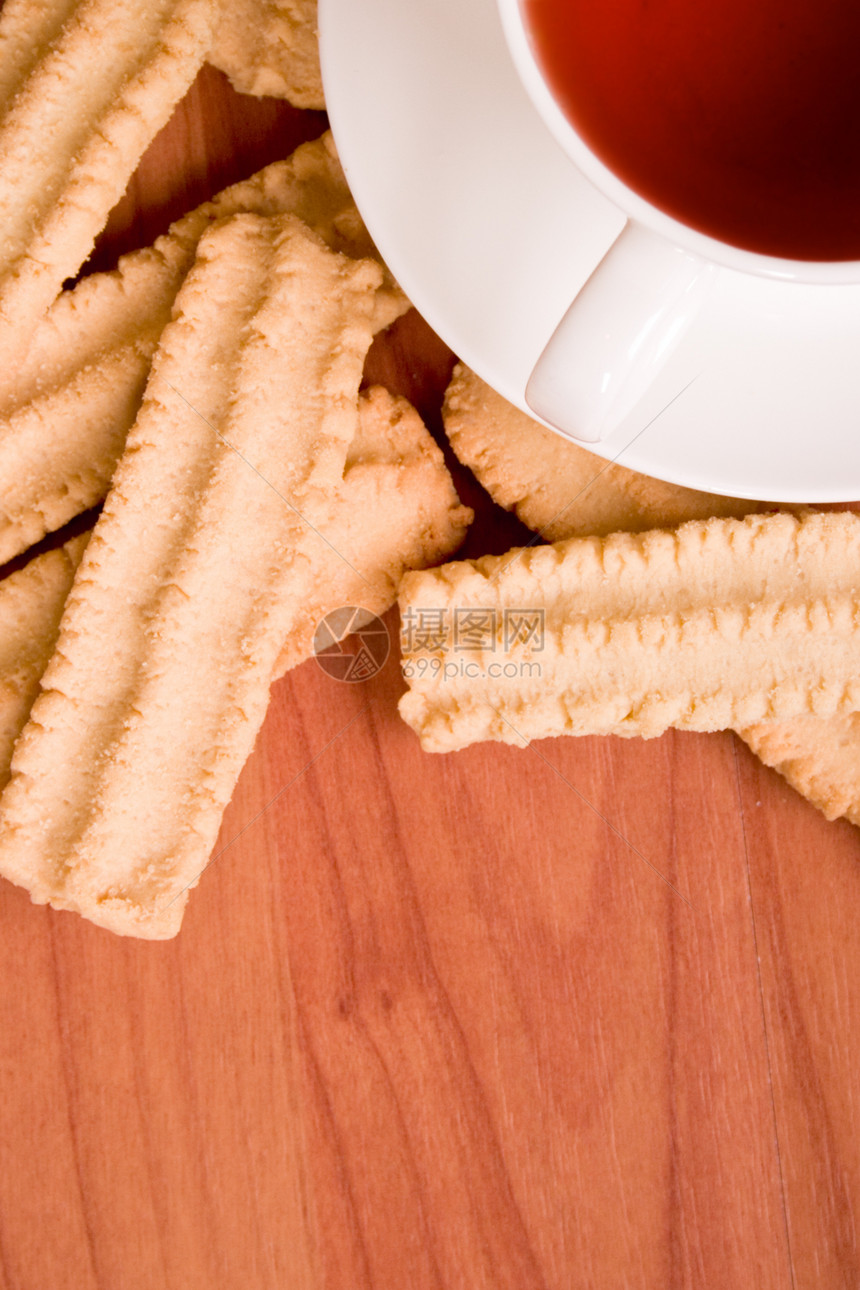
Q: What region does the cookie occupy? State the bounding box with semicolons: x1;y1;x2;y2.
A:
399;511;860;752
0;213;383;938
443;364;773;538
0;533;89;792
0;133;408;566
0;0;216;366
209;0;324;108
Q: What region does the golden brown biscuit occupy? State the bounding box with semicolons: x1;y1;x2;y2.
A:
0;0;216;366
0;212;384;939
399;511;860;753
0;132;408;566
274;386;472;674
443;366;860;825
0;533;89;792
443;364;774;538
0;389;470;806
209;0;323;108
739;716;860;827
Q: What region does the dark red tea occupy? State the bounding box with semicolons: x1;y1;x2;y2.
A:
522;0;860;261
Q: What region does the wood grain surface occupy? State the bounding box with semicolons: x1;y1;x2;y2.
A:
0;65;858;1290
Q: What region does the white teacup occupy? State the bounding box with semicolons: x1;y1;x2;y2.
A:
497;0;860;444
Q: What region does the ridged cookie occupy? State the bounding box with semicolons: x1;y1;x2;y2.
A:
0;212;383;939
0;0;216;365
399;511;860;753
443;366;860;825
443;364;775;538
209;0;323;108
274;386;472;674
0;132;407;567
0;533;89;792
0;388;470;806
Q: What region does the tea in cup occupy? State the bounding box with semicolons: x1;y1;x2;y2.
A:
498;0;860;441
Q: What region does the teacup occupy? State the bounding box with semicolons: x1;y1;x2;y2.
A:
497;0;860;442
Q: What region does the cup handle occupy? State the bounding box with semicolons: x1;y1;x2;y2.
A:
525;222;715;443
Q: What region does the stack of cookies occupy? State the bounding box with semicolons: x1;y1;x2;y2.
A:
400;366;860;828
0;2;471;937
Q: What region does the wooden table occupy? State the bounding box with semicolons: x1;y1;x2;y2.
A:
0;67;858;1290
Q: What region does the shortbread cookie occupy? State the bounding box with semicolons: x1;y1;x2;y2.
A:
0;132;408;566
0;533;89;791
739;716;860;827
0;212;383;939
209;0;323;108
443;366;860;825
443;364;772;538
0;0;216;366
0;389;470;801
399;511;860;753
274;386;472;674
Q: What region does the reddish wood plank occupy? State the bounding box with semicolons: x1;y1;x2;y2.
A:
736;743;860;1289
196;636;790;1290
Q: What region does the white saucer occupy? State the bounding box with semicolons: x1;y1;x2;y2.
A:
319;0;860;501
